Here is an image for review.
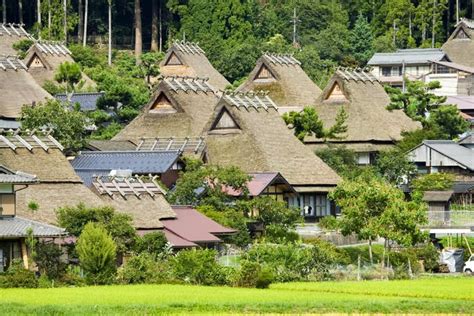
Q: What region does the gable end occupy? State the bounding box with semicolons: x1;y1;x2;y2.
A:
164;51;183;66
324;81;348;102
211;108;240;131
149;92;177;114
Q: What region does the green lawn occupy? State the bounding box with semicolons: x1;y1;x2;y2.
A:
0;277;472;315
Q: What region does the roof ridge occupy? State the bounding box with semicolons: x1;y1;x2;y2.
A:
160;75;217;93
222;90;278;110
0;55;28;70
171;40;205;55
262;52;301;65
335;67;378;83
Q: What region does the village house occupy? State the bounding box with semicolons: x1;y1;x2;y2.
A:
159;40;230;90
237;52;321;114
23;41;95;89
442;18;474;68
204;91;341;220
0;23;32;55
55;92;105;112
306;68;419;164
0;56;51;129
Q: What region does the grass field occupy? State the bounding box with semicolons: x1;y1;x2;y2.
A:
0;276;472;315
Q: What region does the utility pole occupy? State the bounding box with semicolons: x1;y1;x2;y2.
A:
432;0;437;48
402;60;406;93
456;0;460;24
291;8;300;48
83;0;88;46
63;0;67;42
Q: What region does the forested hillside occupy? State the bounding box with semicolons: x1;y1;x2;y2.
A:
2;0;474;85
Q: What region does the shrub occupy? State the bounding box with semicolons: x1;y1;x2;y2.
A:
304;238;351;265
117;253;174;284
34;241;66;280
76;223;117;285
235;260;273;289
12;39;34;58
59;265;86;287
0;260;38;288
171;249;227;285
135;232;169;258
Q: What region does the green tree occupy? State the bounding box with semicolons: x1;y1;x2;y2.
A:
139;52;163;85
349;13;374;65
315;146;359;176
374;149;417;184
135;232;169;258
20;99;88;152
428;105;470;139
54;61;82;93
283;106;348;142
76;222;117;285
411;172;455;200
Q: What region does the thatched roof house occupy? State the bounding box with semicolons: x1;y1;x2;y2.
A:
24;42;95;88
90;176;175;230
204;91;341;218
160;41;230;90
442;18;474;68
238;53;322;113
0;131;105;225
0;56;51;120
307;69;420;161
114;76;219;142
0;23;32;55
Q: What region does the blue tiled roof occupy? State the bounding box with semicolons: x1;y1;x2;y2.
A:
71;151;180;186
55;92;105;112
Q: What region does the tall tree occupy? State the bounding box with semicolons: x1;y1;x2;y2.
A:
82;0;88;46
2;0;6;24
134;0;142;65
78;0;83;43
63;0;67;42
151;0;159;52
349;13;374;65
18;0;23;24
37;0;41;26
108;0;112;66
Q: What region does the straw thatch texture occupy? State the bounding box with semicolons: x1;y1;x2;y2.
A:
160;41;230;90
205;94;341;187
238;53;322;112
0;24;31;55
114;77;219;142
24;43;96;88
0;57;51;119
308;69;420;151
15;183;106;225
442;19;474;68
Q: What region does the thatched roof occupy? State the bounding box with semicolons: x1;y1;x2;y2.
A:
0;23;32;55
136;137;206;156
442;18;474;68
308;69;420;151
0;55;51;119
160;41;230;90
24;42;96;88
114;76;219;142
238;53;322;112
205;91;340;188
91;176;175;229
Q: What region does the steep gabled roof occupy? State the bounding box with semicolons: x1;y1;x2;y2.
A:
205;92;340;188
0;55;51;119
310;69;420;148
91;176;175;229
160;41;230;90
0;23;32;55
238;52;322;112
442;18;474;68
24;41;95;88
114;76;220;142
420;140;474;171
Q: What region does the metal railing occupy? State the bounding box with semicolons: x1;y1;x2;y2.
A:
425;211;474;228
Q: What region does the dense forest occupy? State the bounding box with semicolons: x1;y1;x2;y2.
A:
2;0;474;84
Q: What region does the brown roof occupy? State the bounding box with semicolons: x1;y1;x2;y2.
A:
442;19;474;68
238;53;322;111
114;76;219;142
309;69;420;147
0;23;31;55
205;92;341;187
24;42;96;88
91;176;175;229
0;56;52;119
159;41;230;90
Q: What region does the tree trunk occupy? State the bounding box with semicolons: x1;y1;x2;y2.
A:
456;0;459;23
37;0;41;26
47;0;51;37
134;0;142;65
2;0;6;24
151;0;159;52
18;0;23;24
108;1;112;66
368;237;373;265
78;0;83;44
83;0;88;46
159;2;162;52
432;0;437;48
63;0;67;42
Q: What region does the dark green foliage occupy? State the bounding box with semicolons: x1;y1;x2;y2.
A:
396;128;443;152
428;105;470;139
350;14;374;65
69;44;105;69
171;249;227;285
411;173;455;201
76;222;117;285
54;62;83;93
34;242;66;280
135;232;169;258
117;253;174;284
20;99;88;153
374;149;417;184
0;260;38;288
12;39;34;59
315;146;359;176
56;203;136;253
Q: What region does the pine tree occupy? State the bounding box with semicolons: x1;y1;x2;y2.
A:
350;13;374;65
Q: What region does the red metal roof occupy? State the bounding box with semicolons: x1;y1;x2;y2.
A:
163;229;198;248
161;206;236;245
224;172;294;197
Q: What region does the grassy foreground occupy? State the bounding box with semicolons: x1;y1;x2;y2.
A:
0;277;472;315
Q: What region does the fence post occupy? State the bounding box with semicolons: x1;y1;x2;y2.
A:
357;255;361;281
408;258;413;279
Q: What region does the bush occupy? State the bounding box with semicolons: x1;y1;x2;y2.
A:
12;39;34;58
58;265;86;287
0;260;38;288
135;232;169;258
76;223;117;285
117;253;174;284
235;260;273;289
34;241;66;280
171;249;227;285
304;238;351;265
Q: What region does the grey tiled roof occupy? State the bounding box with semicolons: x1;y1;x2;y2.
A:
0;172;37;184
368;49;447;66
72;151;180;185
55;92;105;112
459;132;474;145
0;119;20;130
423;140;474;170
0;216;65;237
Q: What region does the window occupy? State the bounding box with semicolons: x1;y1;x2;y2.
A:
291;193;329;218
382;67;391;77
0;194;15;216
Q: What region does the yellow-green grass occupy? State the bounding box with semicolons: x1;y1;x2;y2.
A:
0;277;472;315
